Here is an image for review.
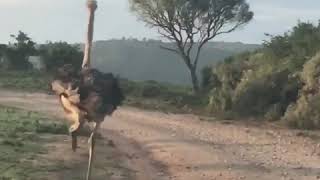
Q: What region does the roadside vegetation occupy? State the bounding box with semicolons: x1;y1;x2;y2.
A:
1;21;320;130
203;21;320;129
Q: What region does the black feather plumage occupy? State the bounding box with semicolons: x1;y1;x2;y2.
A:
52;64;124;122
78;68;124;119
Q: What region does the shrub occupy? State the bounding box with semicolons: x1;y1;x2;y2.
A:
283;52;320;129
140;81;164;98
264;103;283;121
232;70;291;116
201;66;221;92
283;94;320;129
300;53;320;92
208;86;233;112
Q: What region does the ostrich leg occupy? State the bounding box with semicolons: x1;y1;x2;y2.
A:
86;122;100;180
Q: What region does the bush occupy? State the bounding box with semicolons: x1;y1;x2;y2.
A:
300;53;320;92
201;66;221;92
208;86;233;112
202;21;320;123
205;44;301;119
283;52;320;129
232;70;291;116
120;79;207;113
264;103;283;121
283;94;320;129
140;81;164;97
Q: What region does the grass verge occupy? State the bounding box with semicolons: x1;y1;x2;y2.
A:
0;105;68;180
0;71;51;92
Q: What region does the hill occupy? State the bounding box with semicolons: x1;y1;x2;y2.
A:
90;39;260;85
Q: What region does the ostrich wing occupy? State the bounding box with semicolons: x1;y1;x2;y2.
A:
51;80;66;95
51;80;80;104
51;80;86;151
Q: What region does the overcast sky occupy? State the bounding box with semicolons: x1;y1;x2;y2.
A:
0;0;319;44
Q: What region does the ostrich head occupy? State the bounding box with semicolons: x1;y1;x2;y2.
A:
86;0;98;12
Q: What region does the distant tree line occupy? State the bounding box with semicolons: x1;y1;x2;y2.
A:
0;31;83;71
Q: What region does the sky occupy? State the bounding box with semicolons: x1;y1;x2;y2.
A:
0;0;319;44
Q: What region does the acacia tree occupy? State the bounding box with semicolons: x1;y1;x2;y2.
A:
130;0;253;92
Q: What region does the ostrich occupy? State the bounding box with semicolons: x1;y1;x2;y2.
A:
51;1;124;179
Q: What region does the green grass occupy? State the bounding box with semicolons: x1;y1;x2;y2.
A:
0;70;51;92
0;106;68;180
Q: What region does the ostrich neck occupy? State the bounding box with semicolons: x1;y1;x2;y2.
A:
82;8;96;69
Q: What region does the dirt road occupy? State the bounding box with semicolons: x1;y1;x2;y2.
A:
1;90;320;180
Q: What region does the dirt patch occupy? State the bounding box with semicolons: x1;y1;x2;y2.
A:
41;135;133;180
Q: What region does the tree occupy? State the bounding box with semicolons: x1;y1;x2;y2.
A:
263;21;320;71
129;0;253;92
39;42;83;71
0;44;6;56
6;31;37;70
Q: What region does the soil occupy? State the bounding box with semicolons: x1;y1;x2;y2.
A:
1;89;320;180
